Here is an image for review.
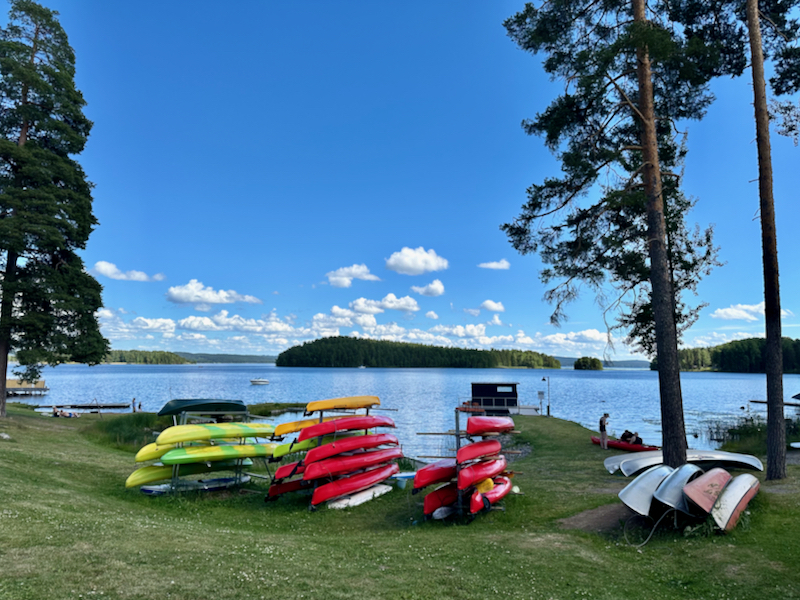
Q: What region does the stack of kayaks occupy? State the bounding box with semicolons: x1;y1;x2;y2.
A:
413;415;517;519
126;421;276;493
265;396;404;509
618;463;760;532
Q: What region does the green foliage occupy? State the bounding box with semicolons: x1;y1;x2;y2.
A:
174;352;277;363
83;412;173;453
247;402;305;416
574;356;603;370
653;337;800;373
276;336;561;369
103;350;193;365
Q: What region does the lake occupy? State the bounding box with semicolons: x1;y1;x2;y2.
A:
9;363;800;458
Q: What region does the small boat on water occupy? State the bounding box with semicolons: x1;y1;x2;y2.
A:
711;473;760;531
618;464;674;516
591;436;659;452
250;378;270;385
683;467;732;514
652;463;704;514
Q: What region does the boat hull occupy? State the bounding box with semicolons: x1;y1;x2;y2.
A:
413;459;457;490
465;416;515;436
470;476;513;514
590;436;658;452
457;456;507;490
311;463;399;506
297;415;395;442
305;395;380;414
618;450;763;477
457;440;502;464
652;463;704;514
304;433;399;465
618;464;674;516
683;467;732;514
156;422;276;446
160;443;278;465
303;447;403;481
711;473;760;531
423;482;459;516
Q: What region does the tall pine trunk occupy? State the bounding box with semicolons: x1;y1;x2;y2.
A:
633;0;687;467
0;250;18;418
746;0;785;480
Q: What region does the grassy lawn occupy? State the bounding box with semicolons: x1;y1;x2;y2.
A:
1;402;798;600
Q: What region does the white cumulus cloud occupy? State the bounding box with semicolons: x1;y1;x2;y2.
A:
386;247;448;275
711;302;794;322
411;279;445;297
166;279;262;311
464;308;481;317
481;300;505;312
93;261;165;282
478;259;510;270
325;264;380;288
425;311;439;320
350;294;420;315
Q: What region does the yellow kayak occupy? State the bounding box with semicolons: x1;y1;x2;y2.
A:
160;443;279;465
125;459;251;488
274;416;346;437
155;422;276;446
305;396;380;414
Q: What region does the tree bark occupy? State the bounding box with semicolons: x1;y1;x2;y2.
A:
0;250;18;418
632;0;687;467
746;0;785;480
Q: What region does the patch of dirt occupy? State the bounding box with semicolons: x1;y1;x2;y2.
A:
558;503;633;534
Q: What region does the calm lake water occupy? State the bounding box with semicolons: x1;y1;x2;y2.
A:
10;363;800;458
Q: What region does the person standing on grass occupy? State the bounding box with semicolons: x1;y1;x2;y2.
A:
599;413;609;449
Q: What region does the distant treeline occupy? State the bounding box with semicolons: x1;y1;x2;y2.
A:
104;350;191;364
276;337;561;369
650;337;800;374
574;357;603;370
174;352;277;364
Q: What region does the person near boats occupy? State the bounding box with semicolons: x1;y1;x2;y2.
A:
620;430;634;443
631;432;642;445
599;413;609;449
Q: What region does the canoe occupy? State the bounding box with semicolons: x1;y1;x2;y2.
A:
466;416;515;436
590;436;658;452
303;447;403;481
305;395;380;414
311;462;399;505
683;467;732;514
469;476;513;514
156;422;276;446
711;473;760;531
618;464;674;516
304;433;399;465
160;443;279;465
273;461;305;480
297;415;395;442
604;450;662;474
125;459;252;488
652;463;704;514
457;456;507;490
272;432;364;459
274;416;346;437
141;475;251;495
618;450;763;477
457;439;502;464
413;459;457;490
423;482;459;516
328;483;393;509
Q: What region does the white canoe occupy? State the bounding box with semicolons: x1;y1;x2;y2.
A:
618;450;763;477
619;464;674;516
652;463;704;514
605;450;662;474
711;473;760;531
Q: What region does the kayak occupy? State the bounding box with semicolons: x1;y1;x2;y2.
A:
297;415;395;442
469;476;513;514
266;477;316;499
466;416;515;436
160;443;279;465
274;417;346;437
272;432;364;459
590;436;659;452
273;461;305;480
305;395;380;414
457;456;507;490
311;462;399;506
156;422;276;446
457;439;502;464
413;458;457;490
423;482;459;516
304;433;399;465
125;459;252;488
303;447;403;481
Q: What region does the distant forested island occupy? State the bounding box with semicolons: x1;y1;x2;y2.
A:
174;352;277;364
276;337;561;369
650;337;800;373
103;351;277;365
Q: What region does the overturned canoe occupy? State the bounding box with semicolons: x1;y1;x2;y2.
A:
619;464;674;516
683;467;732;514
652;463;704;514
711;473;760;531
618;450;763;477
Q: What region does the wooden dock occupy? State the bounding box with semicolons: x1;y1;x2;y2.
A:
6;379;49;397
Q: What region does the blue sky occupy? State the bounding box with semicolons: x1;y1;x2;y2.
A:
25;1;799;360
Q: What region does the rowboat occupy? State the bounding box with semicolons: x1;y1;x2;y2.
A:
618;450;763;477
423;482;459;516
590;436;658;452
465;416;515;436
457;439;502;464
311;463;399;506
303;447;403;481
413;458;457;490
469;476;513;514
304;433;399;465
711;473;760;531
652;463;704;514
683;467;732;514
297;415;395;442
618;464;674;516
304;395;380;414
457;456;507;490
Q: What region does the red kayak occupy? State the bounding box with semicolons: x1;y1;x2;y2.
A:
311;462;399;506
466;416;515;436
273;461;305;480
469;476;512;514
457;439;502;464
266;477;315;499
298;415;396;442
413;458;457;490
458;456;507;490
304;433;399;465
590;436;659;452
423;482;459;516
303;447;403;481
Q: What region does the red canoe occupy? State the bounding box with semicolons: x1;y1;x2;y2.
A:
457;439;502;464
469;476;512;514
423;482;459;516
413;458;457;490
311;462;399;506
590;436;659;452
304;447;404;481
683;467;732;513
466;416;515;436
458;456;507;490
273;461;305;480
304;433;399;465
298;415;396;442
